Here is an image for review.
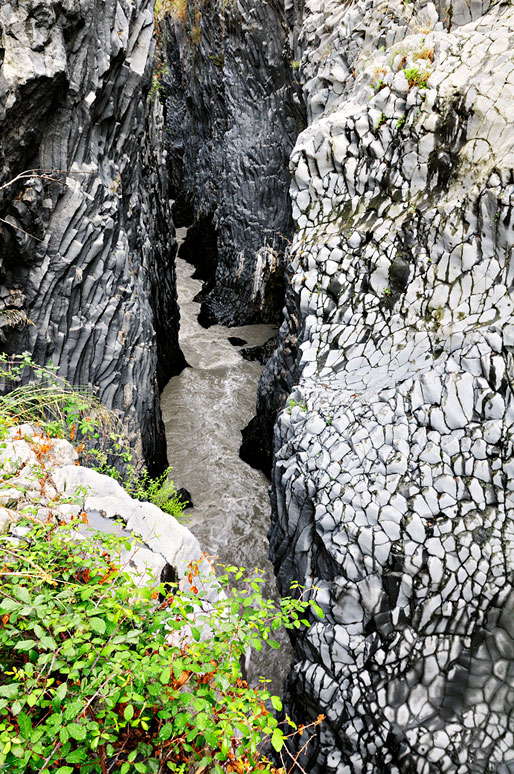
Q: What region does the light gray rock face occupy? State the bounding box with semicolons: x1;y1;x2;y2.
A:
164;0;304;326
0;0;184;473
263;0;514;771
0;424;204;585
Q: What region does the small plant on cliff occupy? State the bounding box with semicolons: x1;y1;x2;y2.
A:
0;517;322;773
403;65;429;89
286;399;307;414
154;0;188;22
412;47;434;64
129;467;189;519
0;353;112;445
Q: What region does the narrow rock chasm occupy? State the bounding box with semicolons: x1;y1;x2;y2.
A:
161;238;292;691
4;0;514;771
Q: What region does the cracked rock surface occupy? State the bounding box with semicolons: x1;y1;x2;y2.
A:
263;0;514;770
164;0;304;326
0;0;183;473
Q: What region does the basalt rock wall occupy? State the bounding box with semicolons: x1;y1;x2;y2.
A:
0;0;184;473
261;0;514;771
164;0;305;326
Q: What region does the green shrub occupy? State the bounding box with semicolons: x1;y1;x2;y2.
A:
128;468;188;520
0;518;322;773
0;353;113;444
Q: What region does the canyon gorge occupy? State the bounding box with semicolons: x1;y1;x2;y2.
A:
1;0;514;771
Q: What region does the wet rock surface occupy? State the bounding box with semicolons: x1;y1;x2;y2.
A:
263;1;514;771
164;0;305;326
0;0;183;474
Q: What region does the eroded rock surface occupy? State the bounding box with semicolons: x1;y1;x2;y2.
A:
0;0;183;473
264;1;514;770
164;0;304;326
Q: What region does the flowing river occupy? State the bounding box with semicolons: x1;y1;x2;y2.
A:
161;244;291;689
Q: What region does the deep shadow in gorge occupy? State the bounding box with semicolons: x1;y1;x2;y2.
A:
163;0;305;328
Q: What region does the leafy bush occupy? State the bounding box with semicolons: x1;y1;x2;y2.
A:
0;518;322;773
128;468;189;520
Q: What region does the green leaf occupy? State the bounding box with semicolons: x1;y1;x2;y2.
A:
17;712;32;738
15;587;31;604
14;639;36;652
67;723;86;742
270;696;283;712
0;684;19;699
33;623;45;639
56;767;74;774
191;626;201;642
90;617;106;635
65;749;85;764
0;598;20;612
271;728;284;752
124;705;134;722
159;667;170;684
172;660;184;679
11;700;22;715
59;727;69;744
311;603;324;619
55;683;67;702
159;723;174;740
40;635;57;650
268;639;281;649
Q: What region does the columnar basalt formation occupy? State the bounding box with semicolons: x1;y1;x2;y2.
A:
164;0;304;326
263;0;514;770
0;0;183;473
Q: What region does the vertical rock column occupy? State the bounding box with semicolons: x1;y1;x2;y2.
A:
164;0;304;326
0;0;184;473
264;0;514;772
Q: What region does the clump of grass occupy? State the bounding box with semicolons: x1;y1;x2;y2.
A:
372;66;388;91
403;65;429;88
155;0;188;21
0;353;113;442
413;47;434;63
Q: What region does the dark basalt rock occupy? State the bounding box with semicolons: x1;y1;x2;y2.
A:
240;334;280;365
0;1;184;474
228;337;247;347
239;414;273;479
164;0;305;327
175;487;193;509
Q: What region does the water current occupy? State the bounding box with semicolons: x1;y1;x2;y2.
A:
161;245;292;690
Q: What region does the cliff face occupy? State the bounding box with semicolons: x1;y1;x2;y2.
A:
0;0;184;473
263;0;514;770
164;0;304;326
